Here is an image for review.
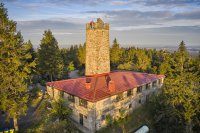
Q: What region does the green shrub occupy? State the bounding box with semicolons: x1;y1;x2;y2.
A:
106;114;114;127
40;80;46;86
31;86;41;98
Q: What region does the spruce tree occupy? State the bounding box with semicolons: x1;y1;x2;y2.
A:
133;49;150;71
110;38;123;69
25;40;36;63
151;42;200;133
24;40;36;84
77;43;86;66
0;3;34;131
37;30;63;81
176;41;189;74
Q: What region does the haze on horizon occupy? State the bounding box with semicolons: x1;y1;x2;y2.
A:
3;0;200;48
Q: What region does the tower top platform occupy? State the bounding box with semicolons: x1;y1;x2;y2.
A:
86;18;109;30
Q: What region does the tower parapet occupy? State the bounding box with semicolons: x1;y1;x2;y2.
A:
85;18;110;76
86;18;109;30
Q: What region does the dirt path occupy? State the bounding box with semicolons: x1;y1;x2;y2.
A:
19;84;46;129
69;70;79;78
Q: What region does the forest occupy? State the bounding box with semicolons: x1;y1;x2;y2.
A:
0;3;200;133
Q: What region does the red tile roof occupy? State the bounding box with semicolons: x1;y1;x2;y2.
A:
46;71;164;102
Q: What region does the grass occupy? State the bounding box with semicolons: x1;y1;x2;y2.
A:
125;104;155;133
30;95;42;107
96;125;121;133
97;103;155;133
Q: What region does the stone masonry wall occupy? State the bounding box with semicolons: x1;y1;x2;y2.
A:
85;18;110;75
47;86;96;131
94;78;164;130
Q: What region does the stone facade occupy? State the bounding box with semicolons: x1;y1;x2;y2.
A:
47;78;164;132
85;18;110;76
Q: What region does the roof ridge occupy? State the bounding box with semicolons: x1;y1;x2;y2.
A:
46;76;86;84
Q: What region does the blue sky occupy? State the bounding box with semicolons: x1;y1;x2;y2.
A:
2;0;200;48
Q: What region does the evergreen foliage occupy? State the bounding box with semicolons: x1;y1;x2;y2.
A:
105;114;114;127
110;38;123;69
77;43;86;66
149;42;200;133
67;61;75;72
0;3;35;131
50;98;72;120
37;30;64;81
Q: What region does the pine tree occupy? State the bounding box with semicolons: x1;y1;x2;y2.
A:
24;40;36;84
110;38;123;69
77;43;86;66
163;73;199;132
133;49;150;71
178;40;188;54
67;61;75;72
151;42;200;133
25;40;36;63
176;41;189;74
0;3;35;131
37;30;64;81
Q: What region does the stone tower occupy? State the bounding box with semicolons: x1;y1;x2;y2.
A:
85;18;110;76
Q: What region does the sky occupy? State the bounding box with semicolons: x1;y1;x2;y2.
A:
2;0;200;48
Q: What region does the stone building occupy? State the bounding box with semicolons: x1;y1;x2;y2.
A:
85;18;110;75
46;18;164;133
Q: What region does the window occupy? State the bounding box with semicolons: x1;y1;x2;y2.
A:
138;99;141;104
129;104;132;109
146;94;150;102
103;108;110;114
79;98;87;108
146;84;150;90
116;93;123;101
103;105;114;114
60;91;64;98
101;115;105;120
153;81;157;87
68;95;75;103
159;79;162;85
137;86;142;93
127;90;132;97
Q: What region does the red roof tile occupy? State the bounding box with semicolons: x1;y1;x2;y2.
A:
46;71;164;102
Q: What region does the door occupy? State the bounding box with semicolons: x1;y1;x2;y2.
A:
80;113;83;125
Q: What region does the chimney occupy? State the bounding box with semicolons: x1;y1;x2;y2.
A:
85;77;91;90
109;80;115;93
85;82;91;90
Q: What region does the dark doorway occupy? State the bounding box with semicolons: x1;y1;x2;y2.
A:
146;94;150;102
80;113;83;125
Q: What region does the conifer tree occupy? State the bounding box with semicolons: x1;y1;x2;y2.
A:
25;40;36;63
176;41;189;74
37;30;63;81
24;40;36;83
0;3;35;131
133;49;150;71
151;42;200;133
77;43;86;66
110;38;123;68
